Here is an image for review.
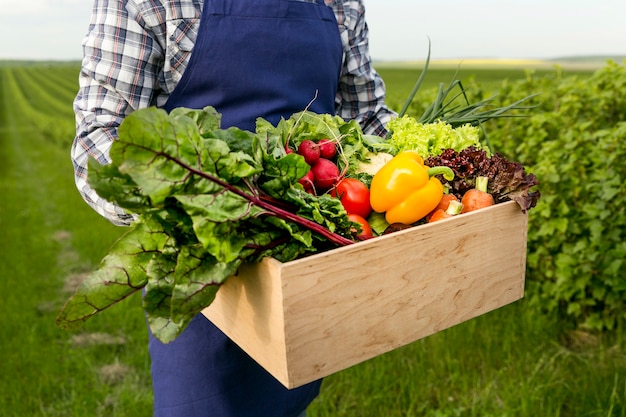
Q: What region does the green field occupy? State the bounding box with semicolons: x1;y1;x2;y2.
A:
1;61;624;417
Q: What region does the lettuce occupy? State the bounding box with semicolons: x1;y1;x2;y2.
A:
386;116;487;157
425;146;540;213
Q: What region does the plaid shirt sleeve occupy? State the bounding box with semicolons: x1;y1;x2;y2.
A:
331;0;396;136
71;0;176;226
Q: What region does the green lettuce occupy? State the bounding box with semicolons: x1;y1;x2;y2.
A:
386;116;487;157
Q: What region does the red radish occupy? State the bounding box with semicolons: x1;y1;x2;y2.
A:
311;158;340;191
285;146;294;154
297;140;320;165
318;138;337;159
297;170;315;194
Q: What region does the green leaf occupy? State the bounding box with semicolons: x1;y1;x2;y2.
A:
175;192;263;263
88;161;150;212
176;192;257;223
206;126;258;156
262;215;313;247
386;117;486;157
188;216;251;264
143;244;182;343
56;216;169;330
142;242;241;343
170;244;240;323
170;105;222;135
259;153;310;198
200;136;263;181
114;107;205;206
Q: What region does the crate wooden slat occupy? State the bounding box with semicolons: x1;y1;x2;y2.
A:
202;200;528;389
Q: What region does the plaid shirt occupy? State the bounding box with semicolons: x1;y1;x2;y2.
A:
72;0;395;225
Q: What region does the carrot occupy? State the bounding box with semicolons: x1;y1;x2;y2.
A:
434;193;459;212
461;176;494;213
428;208;449;222
426;193;459;221
429;200;463;223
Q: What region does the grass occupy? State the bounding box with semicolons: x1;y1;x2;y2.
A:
1;61;624;416
0;65;152;416
310;301;626;416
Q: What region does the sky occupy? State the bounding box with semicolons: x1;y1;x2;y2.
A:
0;0;625;62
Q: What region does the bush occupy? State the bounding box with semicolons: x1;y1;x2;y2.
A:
475;61;626;330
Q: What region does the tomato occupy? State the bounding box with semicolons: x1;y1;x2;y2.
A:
330;178;372;218
347;213;373;240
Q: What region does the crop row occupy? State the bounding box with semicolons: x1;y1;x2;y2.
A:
10;66;76;118
20;65;79;111
0;65;77;146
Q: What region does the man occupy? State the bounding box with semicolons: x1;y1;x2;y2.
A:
71;0;395;415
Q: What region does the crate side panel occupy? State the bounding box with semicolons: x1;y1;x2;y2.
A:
279;202;527;387
202;259;290;384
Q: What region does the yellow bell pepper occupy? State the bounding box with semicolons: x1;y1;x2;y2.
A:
369;151;454;225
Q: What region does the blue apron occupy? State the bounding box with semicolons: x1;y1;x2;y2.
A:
162;0;342;131
151;1;342;416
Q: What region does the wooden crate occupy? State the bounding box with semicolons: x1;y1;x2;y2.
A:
202;200;528;389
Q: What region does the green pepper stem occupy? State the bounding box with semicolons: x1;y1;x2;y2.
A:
426;166;455;181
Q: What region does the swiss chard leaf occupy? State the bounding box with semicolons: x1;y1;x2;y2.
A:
58;106;358;343
170;244;241;323
88;161;150;211
176;193;261;263
56;214;169;329
170;106;221;135
258;152;311;198
113;107;206;206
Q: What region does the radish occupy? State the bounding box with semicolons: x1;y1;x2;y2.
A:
318;138;337;159
297;140;320;165
312;158;340;191
298;170;315;194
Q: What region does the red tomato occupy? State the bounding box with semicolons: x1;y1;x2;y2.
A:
330;178;372;218
347;213;373;240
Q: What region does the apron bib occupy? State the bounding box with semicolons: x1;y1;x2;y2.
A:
162;0;342;131
151;1;342;416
